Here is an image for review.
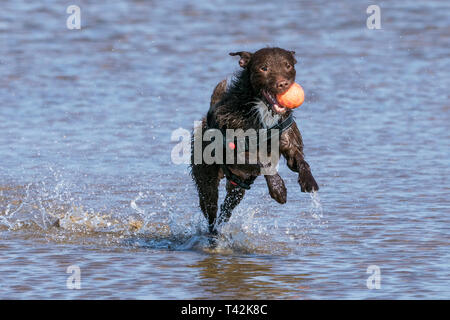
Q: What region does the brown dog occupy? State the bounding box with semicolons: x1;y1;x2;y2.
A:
191;47;319;234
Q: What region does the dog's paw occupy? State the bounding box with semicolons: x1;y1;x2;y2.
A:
269;185;287;204
299;170;319;193
266;174;287;204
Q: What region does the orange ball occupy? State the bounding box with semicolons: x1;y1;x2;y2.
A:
276;83;304;109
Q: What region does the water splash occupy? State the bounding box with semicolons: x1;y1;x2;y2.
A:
309;191;324;220
0;170;326;255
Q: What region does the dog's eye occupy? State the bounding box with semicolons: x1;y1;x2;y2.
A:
260;66;268;72
286;63;291;70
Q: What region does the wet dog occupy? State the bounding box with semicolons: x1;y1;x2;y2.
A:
191;47;319;234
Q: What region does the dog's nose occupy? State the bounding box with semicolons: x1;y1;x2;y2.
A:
276;80;290;91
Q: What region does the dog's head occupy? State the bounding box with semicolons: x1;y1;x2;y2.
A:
230;47;297;114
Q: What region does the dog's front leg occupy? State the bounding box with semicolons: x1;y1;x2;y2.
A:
281;122;319;192
264;173;287;204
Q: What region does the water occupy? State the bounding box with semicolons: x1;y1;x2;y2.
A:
0;0;449;299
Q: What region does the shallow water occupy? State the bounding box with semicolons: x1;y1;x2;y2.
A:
0;0;449;299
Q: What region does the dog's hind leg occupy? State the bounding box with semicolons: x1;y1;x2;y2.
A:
216;177;255;228
191;164;221;233
217;181;245;227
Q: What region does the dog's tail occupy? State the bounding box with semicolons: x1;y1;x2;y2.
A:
210;79;227;108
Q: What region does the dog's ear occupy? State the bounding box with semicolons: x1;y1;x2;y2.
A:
229;51;253;68
290;51;297;64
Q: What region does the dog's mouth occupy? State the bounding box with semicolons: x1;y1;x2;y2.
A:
261;90;287;115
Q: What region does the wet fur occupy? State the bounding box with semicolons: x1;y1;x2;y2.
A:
191;47;319;234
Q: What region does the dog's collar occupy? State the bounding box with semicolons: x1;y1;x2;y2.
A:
268;112;293;134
